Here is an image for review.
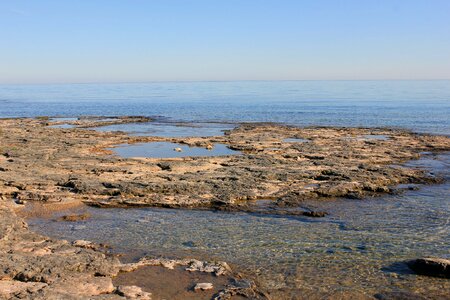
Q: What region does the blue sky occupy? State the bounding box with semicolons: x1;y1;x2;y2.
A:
1;0;450;83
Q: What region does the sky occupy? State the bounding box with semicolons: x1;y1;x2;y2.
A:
1;0;450;84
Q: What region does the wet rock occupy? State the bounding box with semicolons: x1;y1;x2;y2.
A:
157;162;172;171
71;239;107;251
213;278;265;300
116;285;152;299
182;240;199;247
194;282;213;291
407;257;450;278
186;259;232;276
58;213;90;222
129;257;232;276
302;211;328;218
60;179;107;194
374;291;427;300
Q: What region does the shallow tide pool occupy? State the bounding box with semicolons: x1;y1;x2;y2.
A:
109;142;240;158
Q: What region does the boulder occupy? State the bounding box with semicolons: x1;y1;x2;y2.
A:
407;257;450;278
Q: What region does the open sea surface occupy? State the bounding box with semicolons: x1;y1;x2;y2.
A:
1;80;449;135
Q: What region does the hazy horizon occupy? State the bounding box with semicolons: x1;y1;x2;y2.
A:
1;0;450;84
2;79;450;87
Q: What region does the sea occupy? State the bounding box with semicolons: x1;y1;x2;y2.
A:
1;80;449;135
2;80;450;298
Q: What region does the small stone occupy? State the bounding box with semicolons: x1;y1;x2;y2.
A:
302;211;328;217
14;199;27;205
206;144;214;150
174;147;182;152
116;285;152;300
59;213;90;222
72;225;86;230
194;282;213;291
72;239;96;249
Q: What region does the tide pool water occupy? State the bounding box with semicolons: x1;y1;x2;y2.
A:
110;142;239;158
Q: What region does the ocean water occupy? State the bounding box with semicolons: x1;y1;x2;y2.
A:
1;80;449;135
4;81;450;298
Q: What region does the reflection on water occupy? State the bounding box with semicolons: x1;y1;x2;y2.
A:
49;117;79;122
362;134;390;140
110;142;240;158
27;154;450;298
48;117;78;128
49;124;76;129
92;122;235;137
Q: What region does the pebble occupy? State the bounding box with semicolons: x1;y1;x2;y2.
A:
194;282;213;291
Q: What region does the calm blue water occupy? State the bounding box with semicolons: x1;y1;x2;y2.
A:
1;81;449;135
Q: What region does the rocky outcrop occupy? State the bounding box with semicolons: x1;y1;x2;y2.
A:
1;118;449;213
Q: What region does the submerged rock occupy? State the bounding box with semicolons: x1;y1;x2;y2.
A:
374;291;427;300
302;211;328;217
58;213;90;222
407;257;450;278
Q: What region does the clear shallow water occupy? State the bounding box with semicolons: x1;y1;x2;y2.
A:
49;124;76;129
110;142;239;158
1;80;449;135
27;154;450;297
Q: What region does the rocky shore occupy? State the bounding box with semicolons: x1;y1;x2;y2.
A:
1;116;450;299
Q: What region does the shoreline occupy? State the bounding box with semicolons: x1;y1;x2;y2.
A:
1;116;450;299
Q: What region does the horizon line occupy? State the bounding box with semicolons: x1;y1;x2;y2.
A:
1;78;450;86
